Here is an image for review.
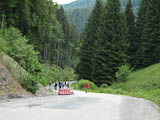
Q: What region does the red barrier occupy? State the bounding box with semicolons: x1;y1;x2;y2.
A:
58;88;74;95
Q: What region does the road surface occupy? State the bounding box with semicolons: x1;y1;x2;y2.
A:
0;91;160;120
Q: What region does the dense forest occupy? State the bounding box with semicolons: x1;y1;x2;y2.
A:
76;0;160;86
0;0;159;91
0;0;80;93
63;0;142;32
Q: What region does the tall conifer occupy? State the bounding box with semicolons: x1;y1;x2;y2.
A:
93;0;128;85
136;0;160;68
76;0;104;80
125;0;137;68
135;0;148;69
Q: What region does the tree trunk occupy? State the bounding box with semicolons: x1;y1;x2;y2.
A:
68;45;72;70
56;43;60;67
43;39;47;63
1;13;4;30
50;44;53;65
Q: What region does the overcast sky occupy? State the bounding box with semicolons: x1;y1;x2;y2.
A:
52;0;76;5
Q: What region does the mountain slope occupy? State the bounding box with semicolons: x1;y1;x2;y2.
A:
63;0;142;32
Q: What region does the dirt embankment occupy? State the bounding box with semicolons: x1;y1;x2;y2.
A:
0;59;32;100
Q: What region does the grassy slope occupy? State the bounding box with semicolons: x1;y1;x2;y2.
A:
111;63;160;105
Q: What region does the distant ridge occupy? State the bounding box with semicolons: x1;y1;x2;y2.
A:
63;0;142;32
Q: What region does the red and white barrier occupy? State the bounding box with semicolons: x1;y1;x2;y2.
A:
58;88;74;95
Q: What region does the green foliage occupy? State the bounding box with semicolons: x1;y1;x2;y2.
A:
19;75;38;94
116;64;132;83
71;80;98;90
56;7;80;68
0;27;41;93
76;0;104;81
1;27;42;75
0;0;79;94
135;0;160;69
40;65;77;86
125;0;137;68
0;35;8;53
90;0;129;86
100;84;108;88
111;63;160;105
0;0;80;69
88;63;160;105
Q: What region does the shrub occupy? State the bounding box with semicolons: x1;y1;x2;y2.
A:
71;80;98;90
19;75;38;94
116;64;132;87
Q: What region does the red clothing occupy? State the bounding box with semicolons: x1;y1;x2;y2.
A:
85;82;90;89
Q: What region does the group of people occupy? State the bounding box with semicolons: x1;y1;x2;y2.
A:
49;80;90;93
53;81;70;90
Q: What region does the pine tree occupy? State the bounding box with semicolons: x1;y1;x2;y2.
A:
135;0;148;69
125;0;137;68
56;6;70;68
136;0;160;68
137;0;160;68
0;0;18;27
68;24;80;69
93;0;129;85
76;0;104;81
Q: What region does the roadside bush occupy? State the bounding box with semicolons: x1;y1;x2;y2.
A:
71;80;98;90
100;83;109;88
116;64;132;87
19;75;38;94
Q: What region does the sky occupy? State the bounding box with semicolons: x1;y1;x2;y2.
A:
52;0;77;5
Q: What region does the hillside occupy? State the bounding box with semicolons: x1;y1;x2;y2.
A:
0;53;33;100
63;0;142;32
110;63;160;105
112;63;160;91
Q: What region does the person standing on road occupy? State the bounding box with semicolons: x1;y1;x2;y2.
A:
67;82;70;88
62;81;65;88
54;82;57;90
59;81;62;89
84;81;90;93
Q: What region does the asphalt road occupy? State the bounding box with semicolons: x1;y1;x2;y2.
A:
0;91;160;120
